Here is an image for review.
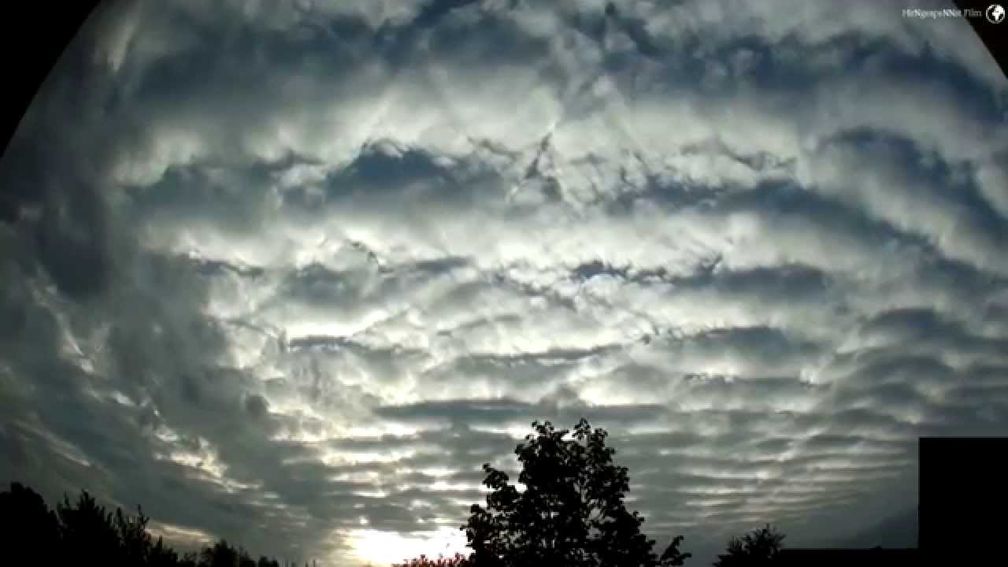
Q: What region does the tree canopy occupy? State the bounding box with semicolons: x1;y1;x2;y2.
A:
712;524;784;567
461;419;691;567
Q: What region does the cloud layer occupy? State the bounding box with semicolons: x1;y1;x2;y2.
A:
1;0;1006;564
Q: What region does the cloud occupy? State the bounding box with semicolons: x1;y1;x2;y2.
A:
1;0;1006;564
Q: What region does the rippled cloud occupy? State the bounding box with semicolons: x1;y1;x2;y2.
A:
1;0;1006;564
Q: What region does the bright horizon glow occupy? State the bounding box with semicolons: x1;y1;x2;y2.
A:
346;526;468;566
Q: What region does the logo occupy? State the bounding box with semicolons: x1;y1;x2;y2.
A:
988;3;1006;23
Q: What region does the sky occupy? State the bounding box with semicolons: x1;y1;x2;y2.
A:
1;0;1007;565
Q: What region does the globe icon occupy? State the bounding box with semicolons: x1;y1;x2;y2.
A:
989;4;1006;23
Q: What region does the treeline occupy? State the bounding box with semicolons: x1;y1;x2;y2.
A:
0;482;294;567
2;420;790;567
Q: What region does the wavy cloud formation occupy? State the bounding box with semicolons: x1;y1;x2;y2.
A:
1;0;1006;564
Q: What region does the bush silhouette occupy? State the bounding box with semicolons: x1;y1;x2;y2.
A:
461;419;691;567
712;524;784;567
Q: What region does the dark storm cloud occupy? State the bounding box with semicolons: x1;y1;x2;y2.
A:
1;0;1006;565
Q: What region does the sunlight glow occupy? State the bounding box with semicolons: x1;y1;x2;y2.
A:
346;527;467;566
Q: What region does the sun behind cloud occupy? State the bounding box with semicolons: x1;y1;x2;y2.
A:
348;526;468;566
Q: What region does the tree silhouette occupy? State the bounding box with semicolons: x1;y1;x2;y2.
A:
461;419;691;567
198;539;264;567
56;490;123;563
393;552;471;566
149;536;184;567
115;504;154;564
712;524;784;567
0;482;287;567
256;555;281;567
0;482;61;564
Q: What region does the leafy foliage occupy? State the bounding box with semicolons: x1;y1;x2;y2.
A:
461;419;691;567
0;482;287;567
712;524;785;567
392;552;471;567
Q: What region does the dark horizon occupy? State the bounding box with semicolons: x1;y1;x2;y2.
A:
6;434;1008;565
